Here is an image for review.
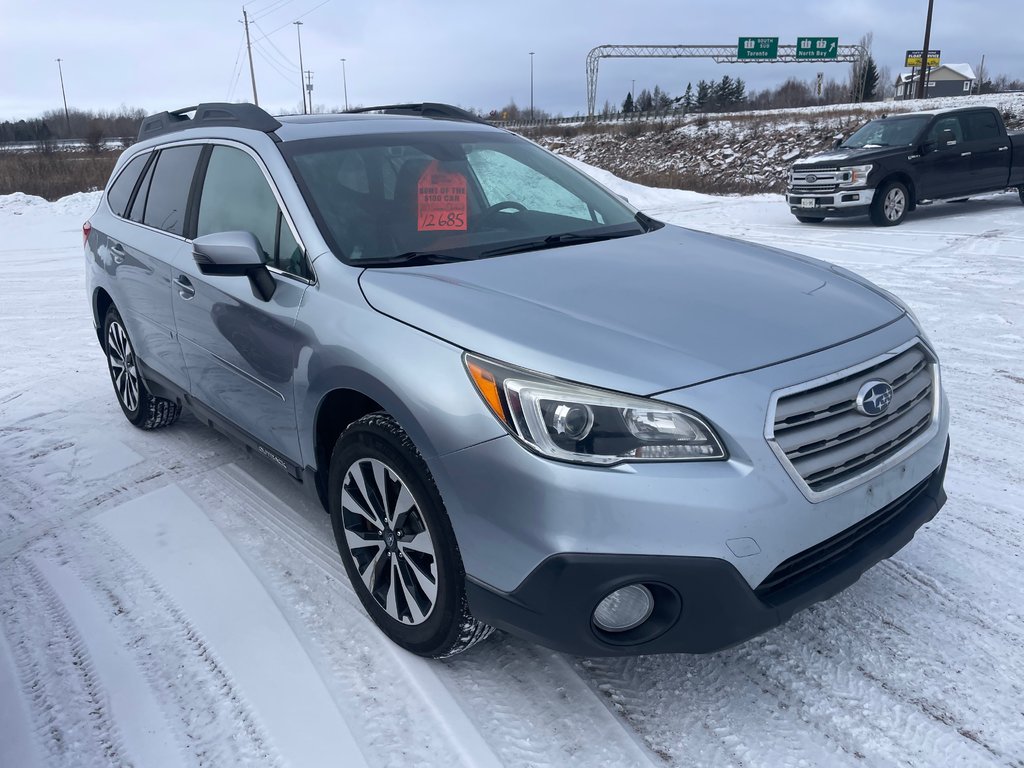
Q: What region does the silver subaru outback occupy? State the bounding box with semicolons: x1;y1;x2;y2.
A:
85;103;949;658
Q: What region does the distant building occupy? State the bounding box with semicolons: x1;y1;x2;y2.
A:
895;63;977;100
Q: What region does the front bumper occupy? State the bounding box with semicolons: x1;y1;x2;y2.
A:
466;441;948;655
788;187;874;218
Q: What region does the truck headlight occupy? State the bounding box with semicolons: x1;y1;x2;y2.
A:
838;164;873;188
465;354;727;465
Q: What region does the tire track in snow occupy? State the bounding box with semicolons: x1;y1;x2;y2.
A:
206;462;662;768
0;557;130;768
29;555;190;768
95;484;369;768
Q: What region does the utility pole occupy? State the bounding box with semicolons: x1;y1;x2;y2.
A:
294;21;307;114
341;58;349;110
915;0;935;100
242;8;259;105
976;53;986;94
529;51;535;119
305;70;314;112
55;58;71;134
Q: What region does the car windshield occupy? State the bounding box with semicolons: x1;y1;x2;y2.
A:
841;116;930;148
281;129;652;265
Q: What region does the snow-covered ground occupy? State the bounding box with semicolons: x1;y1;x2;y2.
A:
1;172;1023;767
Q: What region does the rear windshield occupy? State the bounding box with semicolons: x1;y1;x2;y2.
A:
281;130;648;265
841;116;930;148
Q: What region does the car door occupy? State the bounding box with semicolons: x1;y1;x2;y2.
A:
914;115;970;200
172;142;312;464
106;145;201;389
961;110;1011;192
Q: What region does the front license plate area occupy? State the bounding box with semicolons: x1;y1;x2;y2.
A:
801;198;817;208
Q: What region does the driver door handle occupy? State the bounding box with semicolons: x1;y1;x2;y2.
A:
960;151;972;157
173;275;195;300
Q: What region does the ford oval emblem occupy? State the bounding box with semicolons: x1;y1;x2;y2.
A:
806;174;818;183
856;380;894;417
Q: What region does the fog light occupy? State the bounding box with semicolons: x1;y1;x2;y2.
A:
593;584;654;632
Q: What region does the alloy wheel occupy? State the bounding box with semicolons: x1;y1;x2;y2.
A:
341;457;438;625
884;187;906;221
107;320;140;413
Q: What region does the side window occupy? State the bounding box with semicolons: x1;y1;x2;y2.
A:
964;112;1000;142
128;157;156;223
142;145;203;235
466;148;591;220
928;116;964;144
197;146;306;277
106;153;150;217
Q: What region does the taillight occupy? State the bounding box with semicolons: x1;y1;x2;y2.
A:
82;220;92;246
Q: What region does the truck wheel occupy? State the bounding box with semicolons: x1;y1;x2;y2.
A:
870;181;909;226
795;215;825;224
1018;186;1024;205
328;413;494;658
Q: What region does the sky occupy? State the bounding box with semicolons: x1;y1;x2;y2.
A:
1;0;1021;122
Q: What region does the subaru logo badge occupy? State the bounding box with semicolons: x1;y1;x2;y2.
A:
806;174;818;183
856;380;893;417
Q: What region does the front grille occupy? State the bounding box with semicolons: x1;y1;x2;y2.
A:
790;167;841;195
755;473;931;601
768;343;936;495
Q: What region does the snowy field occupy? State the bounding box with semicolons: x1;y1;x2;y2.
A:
1;170;1023;768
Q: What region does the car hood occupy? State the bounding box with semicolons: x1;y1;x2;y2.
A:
358;225;904;395
793;146;898;169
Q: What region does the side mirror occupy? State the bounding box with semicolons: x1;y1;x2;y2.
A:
832;135;843;149
193;231;276;301
921;139;938;154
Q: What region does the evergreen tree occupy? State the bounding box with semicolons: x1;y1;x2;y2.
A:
862;56;880;101
622;92;634;113
731;77;747;106
636;88;654;112
682;82;694;112
695;80;711;110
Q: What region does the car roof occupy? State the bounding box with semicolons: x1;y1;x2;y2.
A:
273;113;504;142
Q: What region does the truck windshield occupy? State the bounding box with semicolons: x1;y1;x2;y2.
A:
281;130;650;266
841;116;930;148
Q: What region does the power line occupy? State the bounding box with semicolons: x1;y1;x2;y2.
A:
252;41;300;84
226;33;246;101
252;20;300;71
253;0;331;40
252;0;298;22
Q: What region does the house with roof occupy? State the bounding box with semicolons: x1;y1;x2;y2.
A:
895;63;977;100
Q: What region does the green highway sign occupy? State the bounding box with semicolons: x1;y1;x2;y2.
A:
796;37;839;60
737;37;779;60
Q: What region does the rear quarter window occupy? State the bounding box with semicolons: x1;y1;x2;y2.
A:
106;153;151;217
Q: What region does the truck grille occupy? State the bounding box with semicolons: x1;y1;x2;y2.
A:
767;342;937;498
790;167;841;195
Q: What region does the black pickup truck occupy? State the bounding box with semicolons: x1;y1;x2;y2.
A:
787;106;1024;225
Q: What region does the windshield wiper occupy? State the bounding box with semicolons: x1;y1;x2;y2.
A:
356;251;473;267
480;228;641;258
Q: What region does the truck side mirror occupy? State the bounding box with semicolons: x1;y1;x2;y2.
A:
831;136;843;149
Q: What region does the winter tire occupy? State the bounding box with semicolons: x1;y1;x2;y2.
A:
103;306;181;429
328;413;493;658
870;180;909;226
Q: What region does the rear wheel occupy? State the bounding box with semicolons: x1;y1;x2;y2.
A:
103;307;180;429
328;413;493;658
870;181;909;226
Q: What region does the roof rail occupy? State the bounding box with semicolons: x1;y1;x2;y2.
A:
344;103;487;124
137;103;282;142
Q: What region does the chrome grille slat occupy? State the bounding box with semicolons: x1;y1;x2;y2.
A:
774;350;927;425
768;343;936;495
775;369;932;455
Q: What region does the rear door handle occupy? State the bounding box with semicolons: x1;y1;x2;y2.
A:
109;242;126;264
173;275;195;300
998;146;1009;151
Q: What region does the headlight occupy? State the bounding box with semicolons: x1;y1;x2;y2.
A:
838;164;873;188
465;354;727;465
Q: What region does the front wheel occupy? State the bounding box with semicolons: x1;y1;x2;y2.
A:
328;413;493;658
870;181;909;226
103;307;181;429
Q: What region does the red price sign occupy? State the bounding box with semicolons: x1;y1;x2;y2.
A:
416;161;468;231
